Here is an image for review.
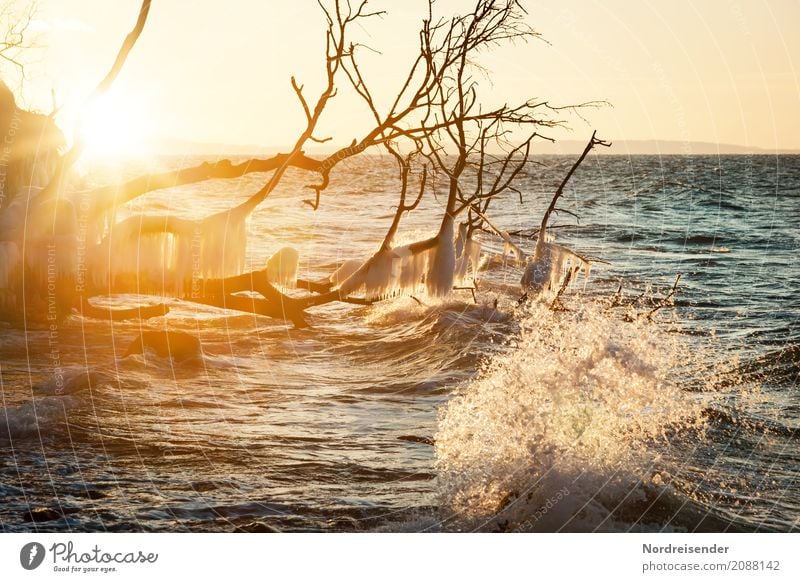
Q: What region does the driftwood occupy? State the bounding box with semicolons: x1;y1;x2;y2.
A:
605;274;682;321
2;1;609;330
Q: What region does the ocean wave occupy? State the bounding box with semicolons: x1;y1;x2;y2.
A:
434;301;714;531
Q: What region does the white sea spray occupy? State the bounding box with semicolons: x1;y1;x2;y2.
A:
435;301;712;531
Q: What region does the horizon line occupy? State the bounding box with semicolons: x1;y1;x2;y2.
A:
143;137;800;157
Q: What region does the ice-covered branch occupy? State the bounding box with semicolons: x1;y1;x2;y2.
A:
519;131;610;301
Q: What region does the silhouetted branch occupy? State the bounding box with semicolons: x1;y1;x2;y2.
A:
39;0;152;203
83;153;325;217
643;273;682;320
233;1;357;214
606;274;682;321
380;150;427;251
538;130;610;249
10;0;611;327
550;266;575;311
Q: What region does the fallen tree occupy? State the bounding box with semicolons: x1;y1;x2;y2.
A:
1;0;604;329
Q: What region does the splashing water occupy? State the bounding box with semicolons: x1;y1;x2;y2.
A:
435;300;712;531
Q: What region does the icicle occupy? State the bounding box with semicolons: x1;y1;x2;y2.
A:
0;241;19;310
521;241;590;299
364;250;398;300
426;215;456;297
333;219;458;302
17;198;79;320
501;230;525;263
453;222;481;284
199;210;248;279
454;225;482;286
90;207;249;296
329;259;363;287
90;216;188;294
0;245;6;289
465;205;524;265
521;243;554;296
24;199;78;284
455;223;467;258
583;262;592;291
394;244;429;293
334;242;433;301
467;240;482;282
0;243;12;288
266;246;299;288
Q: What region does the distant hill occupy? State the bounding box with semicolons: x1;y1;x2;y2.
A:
529;139;799;156
146;137;799;157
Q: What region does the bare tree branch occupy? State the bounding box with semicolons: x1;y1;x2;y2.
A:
537;130;610;251
82;153;325;218
38;0;152;203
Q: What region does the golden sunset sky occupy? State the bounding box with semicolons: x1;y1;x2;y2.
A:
10;0;800;153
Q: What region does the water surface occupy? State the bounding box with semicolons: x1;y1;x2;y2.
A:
1;153;797;532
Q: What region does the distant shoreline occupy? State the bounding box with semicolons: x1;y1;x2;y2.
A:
534;151;800;156
526;140;800;156
145;138;800;158
147;151;800;159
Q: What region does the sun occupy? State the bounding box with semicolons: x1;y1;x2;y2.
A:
78;93;151;160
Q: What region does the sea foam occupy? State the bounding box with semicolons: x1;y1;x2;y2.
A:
435;301;711;531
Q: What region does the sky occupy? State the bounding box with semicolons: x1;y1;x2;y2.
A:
6;0;800;153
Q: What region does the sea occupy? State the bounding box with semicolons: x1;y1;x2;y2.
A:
0;152;797;532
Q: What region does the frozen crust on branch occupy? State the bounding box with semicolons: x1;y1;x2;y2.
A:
331;215;469;301
521;242;589;298
266;246;299;288
90;209;248;296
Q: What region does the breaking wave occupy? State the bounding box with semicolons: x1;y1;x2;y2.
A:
434;301;716;532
